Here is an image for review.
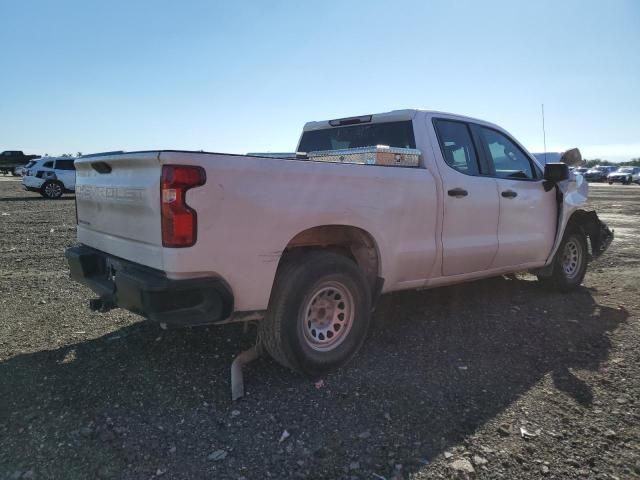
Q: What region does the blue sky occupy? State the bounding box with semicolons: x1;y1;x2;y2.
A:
1;0;639;161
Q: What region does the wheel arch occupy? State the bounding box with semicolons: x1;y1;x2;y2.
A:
277;224;382;297
554;209;612;259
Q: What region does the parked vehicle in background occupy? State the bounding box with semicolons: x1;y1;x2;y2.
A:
584;166;618;182
65;109;613;375
573;167;589;176
0;150;41;175
22;157;76;199
608;166;640;185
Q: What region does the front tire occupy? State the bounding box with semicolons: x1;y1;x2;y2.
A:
259;251;372;377
538;230;588;292
41;180;64;199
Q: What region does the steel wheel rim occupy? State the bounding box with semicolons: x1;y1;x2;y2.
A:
562;239;582;279
45;183;61;197
301;280;354;352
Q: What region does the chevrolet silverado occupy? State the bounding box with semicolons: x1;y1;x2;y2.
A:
65;110;613;375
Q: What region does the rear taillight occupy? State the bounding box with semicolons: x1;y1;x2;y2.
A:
161;165;206;247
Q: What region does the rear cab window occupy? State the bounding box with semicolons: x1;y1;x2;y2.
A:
298;121;416;152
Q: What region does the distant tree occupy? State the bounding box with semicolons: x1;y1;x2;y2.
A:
582;158;640;167
583;159;610;167
76;152;83;157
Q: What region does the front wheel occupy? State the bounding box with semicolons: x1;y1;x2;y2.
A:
259;251;372;377
537;230;588;292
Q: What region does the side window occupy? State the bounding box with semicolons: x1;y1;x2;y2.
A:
55;160;75;170
433;119;480;175
479;128;536;180
43;161;54;168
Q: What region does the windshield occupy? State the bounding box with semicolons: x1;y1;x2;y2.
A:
298;121;416;153
618;167;634;173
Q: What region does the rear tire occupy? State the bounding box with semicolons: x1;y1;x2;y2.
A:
41;180;64;199
537;230;588;292
259;251;372;377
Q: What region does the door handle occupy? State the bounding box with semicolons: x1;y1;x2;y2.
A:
501;190;518;198
447;188;468;198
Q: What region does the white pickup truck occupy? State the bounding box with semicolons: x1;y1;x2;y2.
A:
66;109;612;375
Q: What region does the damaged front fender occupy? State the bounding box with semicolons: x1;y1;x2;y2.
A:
544;173;613;267
569;210;614;259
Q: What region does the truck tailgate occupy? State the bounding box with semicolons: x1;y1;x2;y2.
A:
74;152;164;270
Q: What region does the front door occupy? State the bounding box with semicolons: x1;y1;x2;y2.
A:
432;119;500;276
474;126;556;267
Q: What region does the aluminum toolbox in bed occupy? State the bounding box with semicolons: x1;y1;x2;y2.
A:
307;145;420;167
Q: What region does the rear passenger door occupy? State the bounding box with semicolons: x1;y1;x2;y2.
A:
473;126;556;267
54;159;76;190
432;119;500;276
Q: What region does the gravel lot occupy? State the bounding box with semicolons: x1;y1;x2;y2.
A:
1;177;638;480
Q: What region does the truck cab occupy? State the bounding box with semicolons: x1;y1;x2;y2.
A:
0;150;41;175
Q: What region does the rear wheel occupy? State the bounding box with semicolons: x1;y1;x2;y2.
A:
538;230;588;292
41;180;64;199
259;251;372;377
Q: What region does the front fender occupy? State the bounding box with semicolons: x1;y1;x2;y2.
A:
545;174;613;264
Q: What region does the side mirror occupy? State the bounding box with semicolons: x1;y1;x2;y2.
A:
542;163;569;191
544;163;569;183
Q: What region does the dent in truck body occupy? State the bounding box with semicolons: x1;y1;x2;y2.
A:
543;173;612;263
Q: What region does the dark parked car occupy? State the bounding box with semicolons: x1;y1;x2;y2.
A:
584;165;618;182
0;151;41;175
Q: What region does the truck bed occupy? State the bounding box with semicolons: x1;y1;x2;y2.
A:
74;150;439;311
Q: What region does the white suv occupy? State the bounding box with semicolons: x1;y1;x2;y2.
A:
22;157;76;199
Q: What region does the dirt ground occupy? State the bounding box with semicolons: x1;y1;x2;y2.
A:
0;177;638;480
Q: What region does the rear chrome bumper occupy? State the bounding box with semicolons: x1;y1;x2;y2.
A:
65;245;233;327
